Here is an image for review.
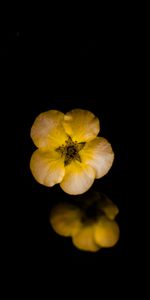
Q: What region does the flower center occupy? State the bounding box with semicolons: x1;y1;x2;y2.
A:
55;136;85;166
67;145;77;157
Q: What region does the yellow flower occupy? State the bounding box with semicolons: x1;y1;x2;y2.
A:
30;109;114;195
50;192;120;252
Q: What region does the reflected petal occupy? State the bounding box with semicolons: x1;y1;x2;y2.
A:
50;204;82;237
98;196;119;220
94;216;120;247
72;224;100;252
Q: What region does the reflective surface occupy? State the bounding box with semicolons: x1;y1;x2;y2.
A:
50;190;120;252
5;29;130;274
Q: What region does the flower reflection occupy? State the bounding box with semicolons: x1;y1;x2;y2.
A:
50;190;120;252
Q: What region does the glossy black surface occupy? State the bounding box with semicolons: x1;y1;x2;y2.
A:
3;29;131;275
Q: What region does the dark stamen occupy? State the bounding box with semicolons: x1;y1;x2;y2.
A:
55;136;86;166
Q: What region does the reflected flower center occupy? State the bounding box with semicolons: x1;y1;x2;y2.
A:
55;136;86;166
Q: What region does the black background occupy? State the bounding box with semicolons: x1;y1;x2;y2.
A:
1;20;134;286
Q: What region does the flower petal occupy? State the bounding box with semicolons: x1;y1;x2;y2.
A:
30;110;68;150
99;197;119;220
94;216;120;247
50;204;82;237
72;224;100;252
60;161;96;195
80;137;114;179
30;149;65;187
63;109;100;142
